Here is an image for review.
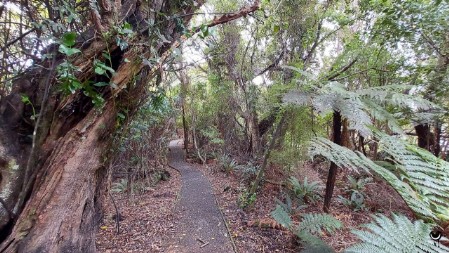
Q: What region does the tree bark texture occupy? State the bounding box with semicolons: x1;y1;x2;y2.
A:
0;0;204;251
415;123;432;151
323;110;342;213
177;65;190;152
0;1;260;251
434;121;442;157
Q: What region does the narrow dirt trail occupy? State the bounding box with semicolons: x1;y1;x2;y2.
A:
166;140;234;253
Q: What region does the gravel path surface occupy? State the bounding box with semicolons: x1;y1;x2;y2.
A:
166;140;233;253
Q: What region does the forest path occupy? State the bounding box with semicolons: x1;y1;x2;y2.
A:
166;140;234;253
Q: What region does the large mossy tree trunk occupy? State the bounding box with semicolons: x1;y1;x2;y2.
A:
0;0;204;251
0;1;260;250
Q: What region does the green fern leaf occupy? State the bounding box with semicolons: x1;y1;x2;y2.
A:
271;204;292;229
298;213;343;234
296;231;335;253
309;136;444;221
345;214;449;253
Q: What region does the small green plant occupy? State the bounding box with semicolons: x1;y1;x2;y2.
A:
150;170;170;186
111;178;128;193
238;188;257;209
346;175;372;193
201;126;224;145
288;176;322;204
272;204;341;252
58;32;81;56
338;193;366;211
114;22;134;50
57;32;82;95
21;95;37;120
56;32;107;107
338;175;372;211
235;161;259;183
275;195;307;216
93;59;115;78
218;154;238;173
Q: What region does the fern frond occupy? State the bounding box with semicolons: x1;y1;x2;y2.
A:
357;85;438;111
376;132;449;221
272;203;341;252
296;231;335;253
362;99;403;134
283;80;439;139
345;214;449;253
333;96;372;137
309;137;441;221
282;90;313;106
309;137;373;173
297;213;343;234
271;204;292;229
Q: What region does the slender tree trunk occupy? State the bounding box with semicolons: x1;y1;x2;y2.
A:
248;109;261;154
182;105;189;151
177;65;190;152
248;113;286;200
323;110;342;213
341;118;349;148
359;135;367;156
434;121;442;157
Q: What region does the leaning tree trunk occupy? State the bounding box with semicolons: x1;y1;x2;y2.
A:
0;1;260;251
0;1;205;251
323;110;342;213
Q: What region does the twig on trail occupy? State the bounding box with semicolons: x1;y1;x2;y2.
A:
196;238;206;244
109;192;120;234
196;238;209;248
210;190;239;253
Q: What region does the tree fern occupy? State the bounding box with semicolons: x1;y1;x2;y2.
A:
283;81;439;137
297;231;335;253
309;135;449;223
357;85;437;111
345;214;449;253
361;99;403;134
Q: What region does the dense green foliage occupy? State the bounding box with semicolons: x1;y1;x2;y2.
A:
1;0;448;250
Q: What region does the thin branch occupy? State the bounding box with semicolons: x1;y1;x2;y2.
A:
303;20;323;64
419;30;444;57
254;44;286;77
0;28;35;53
326;58;358;81
0;21;32;28
115;1;261;97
